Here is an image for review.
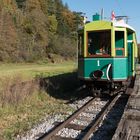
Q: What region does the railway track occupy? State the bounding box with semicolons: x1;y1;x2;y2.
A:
38;92;127;140
16;68;139;140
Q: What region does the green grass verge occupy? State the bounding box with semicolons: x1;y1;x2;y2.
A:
0;61;76;80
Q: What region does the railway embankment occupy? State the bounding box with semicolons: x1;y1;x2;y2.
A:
113;73;140;140
0;63;79;140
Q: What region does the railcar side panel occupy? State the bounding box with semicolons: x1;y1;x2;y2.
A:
78;59;84;78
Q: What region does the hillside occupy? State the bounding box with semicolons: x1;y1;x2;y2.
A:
0;0;83;62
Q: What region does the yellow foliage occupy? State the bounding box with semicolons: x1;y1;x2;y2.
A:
62;9;76;31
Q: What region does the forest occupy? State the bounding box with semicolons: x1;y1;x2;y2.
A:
0;0;83;62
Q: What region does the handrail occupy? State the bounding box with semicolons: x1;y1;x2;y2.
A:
106;64;112;81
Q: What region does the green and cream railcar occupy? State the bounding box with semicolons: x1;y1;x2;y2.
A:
78;19;138;95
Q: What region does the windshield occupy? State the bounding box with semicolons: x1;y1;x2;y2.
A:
87;30;111;56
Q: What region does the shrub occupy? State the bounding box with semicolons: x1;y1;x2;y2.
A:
48;35;77;59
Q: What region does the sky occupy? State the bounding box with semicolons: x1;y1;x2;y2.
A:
62;0;140;43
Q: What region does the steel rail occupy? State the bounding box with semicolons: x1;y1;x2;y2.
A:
82;94;121;140
39;97;96;140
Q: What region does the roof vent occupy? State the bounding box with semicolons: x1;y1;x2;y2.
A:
92;13;100;21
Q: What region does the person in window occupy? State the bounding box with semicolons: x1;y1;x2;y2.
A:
101;40;110;55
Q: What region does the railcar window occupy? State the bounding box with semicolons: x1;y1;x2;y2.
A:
87;31;111;56
115;31;125;56
78;34;84;57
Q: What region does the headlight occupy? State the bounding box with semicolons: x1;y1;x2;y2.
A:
93;70;103;79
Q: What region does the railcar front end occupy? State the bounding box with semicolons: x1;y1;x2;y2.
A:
78;20;138;96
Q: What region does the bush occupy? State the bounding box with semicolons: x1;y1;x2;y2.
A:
48;35;77;59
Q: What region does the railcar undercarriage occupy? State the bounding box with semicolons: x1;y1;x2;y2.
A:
81;76;135;97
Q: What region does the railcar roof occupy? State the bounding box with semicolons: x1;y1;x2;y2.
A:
84;20;135;32
113;20;135;31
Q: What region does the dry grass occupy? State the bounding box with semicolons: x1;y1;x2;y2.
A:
0;76;38;107
0;62;77;140
0;75;75;140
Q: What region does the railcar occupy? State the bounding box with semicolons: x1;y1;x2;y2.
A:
78;15;138;96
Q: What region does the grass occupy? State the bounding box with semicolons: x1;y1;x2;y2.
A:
1;61;138;139
0;61;77;140
0;61;76;80
0;91;74;140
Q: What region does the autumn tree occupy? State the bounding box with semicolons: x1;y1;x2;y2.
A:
0;0;83;62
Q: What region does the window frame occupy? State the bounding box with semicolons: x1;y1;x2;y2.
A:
115;30;125;57
86;30;111;58
78;33;84;58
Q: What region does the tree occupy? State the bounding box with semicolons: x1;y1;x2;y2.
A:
64;2;69;9
16;0;26;9
47;0;56;15
48;14;58;36
73;12;84;30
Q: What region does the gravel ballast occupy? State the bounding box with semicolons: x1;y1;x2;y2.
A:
16;95;126;140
